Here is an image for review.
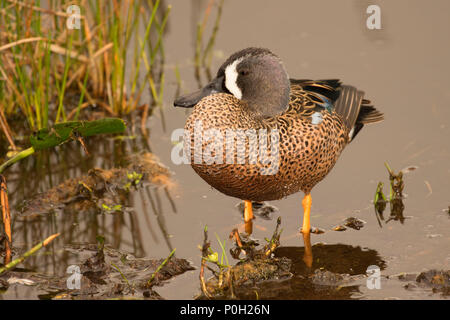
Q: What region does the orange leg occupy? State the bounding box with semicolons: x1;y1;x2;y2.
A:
302;232;313;268
301;194;312;234
244;200;254;222
244;200;254;234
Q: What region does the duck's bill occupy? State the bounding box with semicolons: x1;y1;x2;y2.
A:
173;76;225;108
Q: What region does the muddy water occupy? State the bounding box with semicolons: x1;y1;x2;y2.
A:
5;0;450;299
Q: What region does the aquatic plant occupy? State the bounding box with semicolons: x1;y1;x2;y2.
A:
0;118;126;174
0;0;170;146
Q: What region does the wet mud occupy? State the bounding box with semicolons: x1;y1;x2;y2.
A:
0;243;194;300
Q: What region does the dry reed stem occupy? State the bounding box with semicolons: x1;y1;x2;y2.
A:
6;0;82;18
0;107;16;150
140;104;149;137
0;36;44;52
0;175;12;264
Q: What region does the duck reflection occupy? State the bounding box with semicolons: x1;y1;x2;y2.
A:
240;206;385;299
231;243;386;300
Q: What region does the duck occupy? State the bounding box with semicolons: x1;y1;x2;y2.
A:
174;47;383;234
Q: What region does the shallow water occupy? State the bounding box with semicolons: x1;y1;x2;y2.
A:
4;0;450;299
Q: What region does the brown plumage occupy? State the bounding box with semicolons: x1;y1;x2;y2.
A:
174;47;383;233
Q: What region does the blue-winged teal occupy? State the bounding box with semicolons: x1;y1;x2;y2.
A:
174;47;383;234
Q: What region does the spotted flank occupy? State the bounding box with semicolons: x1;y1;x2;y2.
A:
175;47;384;202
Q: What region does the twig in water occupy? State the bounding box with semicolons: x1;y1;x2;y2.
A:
0;233;60;274
147;248;176;287
424;180;432;198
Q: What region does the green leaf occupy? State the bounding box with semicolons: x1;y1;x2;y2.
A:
30;118;126;150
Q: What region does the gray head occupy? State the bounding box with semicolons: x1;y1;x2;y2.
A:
174;47;291;118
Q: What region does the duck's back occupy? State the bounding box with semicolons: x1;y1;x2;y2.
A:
184;80;383;201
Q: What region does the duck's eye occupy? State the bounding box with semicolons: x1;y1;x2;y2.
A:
239;70;250;76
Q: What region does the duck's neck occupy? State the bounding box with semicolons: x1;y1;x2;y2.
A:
244;88;290;119
242;75;290;119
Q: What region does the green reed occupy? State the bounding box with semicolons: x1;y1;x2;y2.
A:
0;0;170;147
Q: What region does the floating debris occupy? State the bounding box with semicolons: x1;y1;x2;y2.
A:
401;166;418;174
426;234;442;239
343;217;366;230
332;218;364;232
18;152;173;219
16;242;193;300
310;227;325;234
332;225;347;232
396;269;450;297
310;269;351;287
6;277;35;286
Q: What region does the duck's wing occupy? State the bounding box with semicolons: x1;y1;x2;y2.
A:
289;79;384;141
289;79;342;116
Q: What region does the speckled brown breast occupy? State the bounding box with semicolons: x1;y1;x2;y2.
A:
184;92;349;201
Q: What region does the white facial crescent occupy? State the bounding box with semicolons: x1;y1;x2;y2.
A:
224;57;244;99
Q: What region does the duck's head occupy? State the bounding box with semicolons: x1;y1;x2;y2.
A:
174;47;290;118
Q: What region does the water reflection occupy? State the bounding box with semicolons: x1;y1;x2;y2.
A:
238;210;386;299
218;238;386;299
7;137;176;281
268;243;386;300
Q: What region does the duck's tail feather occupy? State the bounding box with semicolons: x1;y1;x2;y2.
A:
334;85;384;141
